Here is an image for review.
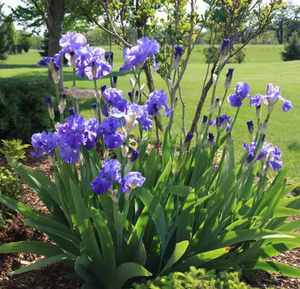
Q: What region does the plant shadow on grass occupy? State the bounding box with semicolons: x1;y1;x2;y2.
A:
287;141;300;152
0;64;39;69
79;98;95;111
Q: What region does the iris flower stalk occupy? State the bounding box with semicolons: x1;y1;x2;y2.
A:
214;89;230;147
201;71;221;148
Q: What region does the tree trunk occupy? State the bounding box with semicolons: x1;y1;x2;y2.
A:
189;76;213;134
47;0;64;91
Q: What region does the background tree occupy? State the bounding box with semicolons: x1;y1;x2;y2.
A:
269;3;300;44
282;32;300;60
0;4;17;60
18;31;32;52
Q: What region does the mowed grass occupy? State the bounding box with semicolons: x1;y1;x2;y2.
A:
1;46;300;179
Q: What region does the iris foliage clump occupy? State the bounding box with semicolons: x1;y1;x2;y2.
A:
0;32;299;289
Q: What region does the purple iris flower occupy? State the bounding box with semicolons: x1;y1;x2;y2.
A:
91;174;112;195
203;115;208;124
37;57;52;67
59;146;80;163
103;88;124;104
121;172;146;193
138;113;153;130
110;103;153;131
282;100;293;112
37;55;60;70
243;141;283;171
144;89;171;117
227;82;251;107
83;118;100;149
59;31;87;55
101;159;122;181
53;53;61;70
56;115;101;163
120;37;160;72
76;45;112;80
31;131;58;158
210;114;231;131
104;132;125;149
99;117;120;135
250;84;292;112
102;104;109;117
90;158;122;195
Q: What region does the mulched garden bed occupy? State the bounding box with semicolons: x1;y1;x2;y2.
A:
1;149;300;289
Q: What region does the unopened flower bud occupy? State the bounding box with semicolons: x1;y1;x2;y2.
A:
184;132;194;143
121;143;129;157
58;93;67;114
130;150;140;162
128;91;133;102
69;107;75;116
256;105;261;119
213;73;218;85
246;120;254;134
101;85;107;95
70;52;76;68
203;115;208;124
71;86;77;99
174;46;183;65
94;90;101;101
140;83;146;94
226;133;233;147
225;68;234;90
210;98;220;113
130;77;136;89
207;132;214;145
113;75;118;88
220;39;230;56
258;121;268;134
105;51;114;65
45;97;54;119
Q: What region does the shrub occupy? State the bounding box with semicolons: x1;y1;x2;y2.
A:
0;139;30;160
282;33;300;61
0;166;21;228
131;267;264;289
0;78;52;143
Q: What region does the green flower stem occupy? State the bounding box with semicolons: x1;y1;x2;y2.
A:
93;79;102;124
167;69;178;139
228;106;240;135
72;68;77;113
201;73;220;148
215;89;228;146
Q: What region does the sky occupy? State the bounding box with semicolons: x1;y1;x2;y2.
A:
1;0;300;31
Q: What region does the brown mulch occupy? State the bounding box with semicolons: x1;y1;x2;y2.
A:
1;149;300;288
0;150;82;289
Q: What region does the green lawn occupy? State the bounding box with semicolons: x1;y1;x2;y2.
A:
1;46;300;180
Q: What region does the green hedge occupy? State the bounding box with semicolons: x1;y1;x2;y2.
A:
0;78;52;143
